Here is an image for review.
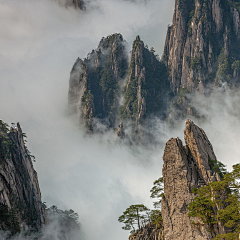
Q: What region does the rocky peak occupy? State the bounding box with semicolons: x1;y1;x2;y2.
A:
162;119;224;239
120;36;170;129
68;33;128;131
163;0;240;94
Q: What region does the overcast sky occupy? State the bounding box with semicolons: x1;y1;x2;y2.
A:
1;0;240;240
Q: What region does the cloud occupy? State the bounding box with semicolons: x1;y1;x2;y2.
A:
0;0;175;239
2;0;240;240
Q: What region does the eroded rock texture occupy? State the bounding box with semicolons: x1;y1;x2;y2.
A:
162;119;223;240
163;0;240;94
0;122;47;234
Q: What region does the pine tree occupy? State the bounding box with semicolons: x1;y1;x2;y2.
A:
118;204;150;233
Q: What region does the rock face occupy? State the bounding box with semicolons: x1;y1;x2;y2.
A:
129;223;164;240
68;34;170;133
68;33;128;130
0;122;47;234
120;36;170;128
163;0;240;94
162;119;224;240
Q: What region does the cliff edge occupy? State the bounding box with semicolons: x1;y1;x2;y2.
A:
0;121;47;235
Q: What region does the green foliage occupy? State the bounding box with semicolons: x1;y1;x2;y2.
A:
187;10;195;36
0;120;9;133
208;158;228;177
80;33;128;128
217;50;233;81
0;121;12;161
232;60;240;71
149;209;162;228
229;0;240;13
190;57;203;70
118;204;150;233
120;37;169;123
188;187;217;227
150;177;164;209
188;164;240;238
0;203;20;235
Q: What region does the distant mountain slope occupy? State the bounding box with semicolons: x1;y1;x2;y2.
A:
68;34;171;133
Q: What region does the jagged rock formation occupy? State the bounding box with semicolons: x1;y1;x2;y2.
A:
0;121;47;234
162;119;225;240
120;36;170;128
68;34;171;133
163;0;240;94
68;33;128;131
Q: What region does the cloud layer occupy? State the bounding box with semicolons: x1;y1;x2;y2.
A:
0;0;174;239
1;1;240;240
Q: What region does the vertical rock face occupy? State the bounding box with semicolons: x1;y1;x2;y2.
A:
68;34;170;133
0;122;47;233
68;33;128;130
162;119;223;240
163;0;240;94
120;36;170;128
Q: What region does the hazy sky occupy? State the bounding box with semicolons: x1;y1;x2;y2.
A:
1;0;240;240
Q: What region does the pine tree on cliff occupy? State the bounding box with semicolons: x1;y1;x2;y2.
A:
118;204;150;233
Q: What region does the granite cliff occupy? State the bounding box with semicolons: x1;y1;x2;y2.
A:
68;0;240;130
68;35;171;133
0;121;47;235
162;119;225;240
131;119;228;240
163;0;240;94
120;36;170;129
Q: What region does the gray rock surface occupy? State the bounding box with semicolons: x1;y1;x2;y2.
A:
0;122;47;233
162;119;224;240
68;33;128;131
163;0;240;94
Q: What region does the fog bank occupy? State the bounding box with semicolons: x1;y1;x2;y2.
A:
1;1;240;240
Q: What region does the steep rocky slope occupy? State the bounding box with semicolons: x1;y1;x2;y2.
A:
0;121;47;235
163;0;240;94
68;35;171;133
162;119;225;239
68;33;128;130
120;36;170;129
131;119;227;240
